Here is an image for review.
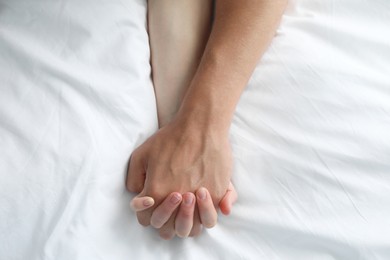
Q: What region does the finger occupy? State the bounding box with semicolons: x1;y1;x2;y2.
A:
196;187;218;228
175;192;195;238
159;209;178;240
130;196;155;212
150;192;182;229
189;204;203;237
136;208;153;226
219;182;238;215
135;191;160;227
126;148;147;193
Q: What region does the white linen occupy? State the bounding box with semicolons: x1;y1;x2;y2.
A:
1;0;390;259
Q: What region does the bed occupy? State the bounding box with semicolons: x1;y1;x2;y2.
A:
1;0;390;259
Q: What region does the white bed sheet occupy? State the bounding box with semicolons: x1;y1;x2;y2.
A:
1;0;390;259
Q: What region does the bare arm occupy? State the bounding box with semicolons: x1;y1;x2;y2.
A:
127;0;287;238
148;0;212;128
178;0;288;134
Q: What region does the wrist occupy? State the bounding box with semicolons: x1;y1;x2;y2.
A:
173;50;241;135
175;101;231;137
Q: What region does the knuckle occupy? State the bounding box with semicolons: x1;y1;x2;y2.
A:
147;185;165;200
137;212;151;227
203;218;217;229
138;218;150;227
159;229;175;240
189;224;203;237
126;182;139;193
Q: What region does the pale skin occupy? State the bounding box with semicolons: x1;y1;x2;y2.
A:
126;0;287;239
130;0;235;239
130;184;237;237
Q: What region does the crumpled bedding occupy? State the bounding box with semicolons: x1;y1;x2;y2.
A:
1;0;390;259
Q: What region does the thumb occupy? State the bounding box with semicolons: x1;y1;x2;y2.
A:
130;195;155;212
126;146;147;193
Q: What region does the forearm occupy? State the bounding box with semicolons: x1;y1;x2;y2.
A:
148;0;212;127
178;0;287;133
127;0;287;235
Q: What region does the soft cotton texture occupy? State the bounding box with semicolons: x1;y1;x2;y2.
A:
1;0;390;259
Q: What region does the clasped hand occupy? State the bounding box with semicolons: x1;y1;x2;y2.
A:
126;115;237;239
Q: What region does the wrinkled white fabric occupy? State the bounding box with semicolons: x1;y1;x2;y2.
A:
1;0;390;259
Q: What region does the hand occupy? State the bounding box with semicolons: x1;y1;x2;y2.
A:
126;113;232;228
130;183;237;239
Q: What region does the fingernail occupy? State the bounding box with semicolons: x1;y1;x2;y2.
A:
184;194;194;205
143;198;154;207
198;188;207;200
170;193;181;204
